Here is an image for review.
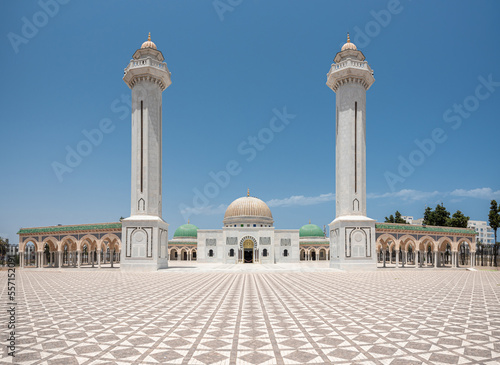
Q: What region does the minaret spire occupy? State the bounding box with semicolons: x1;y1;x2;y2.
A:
247;188;250;197
326;34;376;270
121;35;172;271
148;32;151;41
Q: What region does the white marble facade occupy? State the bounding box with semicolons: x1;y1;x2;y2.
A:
197;227;300;264
197;194;300;264
327;35;377;270
121;34;171;271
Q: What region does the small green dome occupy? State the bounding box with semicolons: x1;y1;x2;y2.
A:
173;223;198;238
299;223;324;238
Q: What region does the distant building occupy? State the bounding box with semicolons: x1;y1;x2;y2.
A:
402;216;414;224
401;216;424;225
7;243;19;256
468;220;495;245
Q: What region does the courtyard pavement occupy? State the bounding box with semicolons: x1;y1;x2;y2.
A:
1;264;500;364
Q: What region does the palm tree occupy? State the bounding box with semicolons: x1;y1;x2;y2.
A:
489;200;500;266
0;237;8;265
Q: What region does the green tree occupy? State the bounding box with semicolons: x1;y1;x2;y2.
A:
489;200;500;266
0;237;8;265
423;204;450;226
447;210;469;228
44;244;50;263
384;211;407;224
433;203;450;226
423;206;433;225
394;211;407;224
385;210;406;224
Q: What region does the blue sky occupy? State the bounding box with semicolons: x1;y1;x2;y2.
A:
1;0;499;242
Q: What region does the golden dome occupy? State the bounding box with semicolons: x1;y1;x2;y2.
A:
141;32;157;50
341;33;357;51
224;194;273;220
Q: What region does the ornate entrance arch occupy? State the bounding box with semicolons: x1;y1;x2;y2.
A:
240;236;257;264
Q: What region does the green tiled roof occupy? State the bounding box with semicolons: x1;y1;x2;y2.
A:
173;223;198;238
168;241;197;245
18;222;122;235
375;223;476;235
299;224;325;238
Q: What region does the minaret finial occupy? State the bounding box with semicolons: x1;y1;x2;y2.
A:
148;32;151;41
188;219;190;224
347;32;350;43
247;188;250;197
309;219;311;224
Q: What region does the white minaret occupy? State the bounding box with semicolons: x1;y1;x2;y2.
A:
121;33;171;271
327;34;377;270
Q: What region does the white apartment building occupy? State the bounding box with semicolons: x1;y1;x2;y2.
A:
468;220;495;245
402;216;414;224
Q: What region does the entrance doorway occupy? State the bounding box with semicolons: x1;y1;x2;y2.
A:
243;239;254;263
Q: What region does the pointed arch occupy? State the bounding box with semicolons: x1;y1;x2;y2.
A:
21;237;41;251
59;236;78;251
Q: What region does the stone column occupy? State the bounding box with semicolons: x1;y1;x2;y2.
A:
402;251;406;268
91;250;95;268
58;251;63;268
110;250;114;268
77;250;81;268
97;250;101;268
433;252;437;268
395;249;399;268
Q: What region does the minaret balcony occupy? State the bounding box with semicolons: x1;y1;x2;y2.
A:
326;59;374;91
123;57;172;90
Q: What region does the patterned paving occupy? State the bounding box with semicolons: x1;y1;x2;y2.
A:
1;267;500;364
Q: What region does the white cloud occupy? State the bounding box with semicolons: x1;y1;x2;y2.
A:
266;193;335;208
180;187;499;217
367;189;441;202
450;188;500;200
179;204;227;216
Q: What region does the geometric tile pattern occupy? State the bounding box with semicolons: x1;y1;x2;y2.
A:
1;268;500;364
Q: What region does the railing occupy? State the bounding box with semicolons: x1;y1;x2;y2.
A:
330;59;372;72
124;58;168;73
